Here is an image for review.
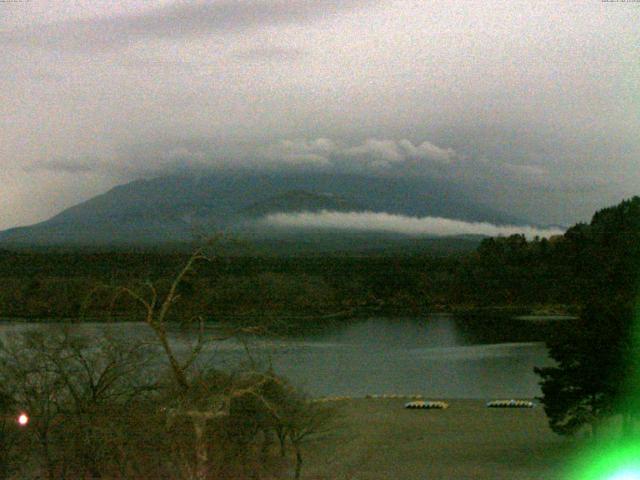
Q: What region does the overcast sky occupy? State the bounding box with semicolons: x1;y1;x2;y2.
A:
1;0;638;230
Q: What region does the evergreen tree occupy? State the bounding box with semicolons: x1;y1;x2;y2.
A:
535;196;640;436
535;303;632;435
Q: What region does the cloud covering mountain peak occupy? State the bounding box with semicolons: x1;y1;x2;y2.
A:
262;137;457;171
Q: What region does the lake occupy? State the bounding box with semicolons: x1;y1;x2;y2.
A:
0;314;555;399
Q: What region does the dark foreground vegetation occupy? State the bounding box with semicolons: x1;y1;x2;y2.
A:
0;327;335;479
0;251;337;479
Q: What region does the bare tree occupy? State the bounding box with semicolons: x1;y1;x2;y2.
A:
0;331;67;479
105;244;286;479
0;326;158;479
282;397;336;480
41;241;337;479
0;386;18;480
112;246;210;391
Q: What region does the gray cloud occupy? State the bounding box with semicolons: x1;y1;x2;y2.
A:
261;137;458;172
23;159;98;174
262;210;564;239
232;45;306;62
398;140;455;165
501;163;547;178
2;0;379;51
0;0;638;230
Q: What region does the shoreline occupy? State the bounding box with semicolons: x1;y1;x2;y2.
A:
0;303;578;324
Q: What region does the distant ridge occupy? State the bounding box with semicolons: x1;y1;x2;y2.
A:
0;171;528;250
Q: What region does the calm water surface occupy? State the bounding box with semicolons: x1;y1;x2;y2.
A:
0;315;553;399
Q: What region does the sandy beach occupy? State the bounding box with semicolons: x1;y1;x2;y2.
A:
303;398;575;480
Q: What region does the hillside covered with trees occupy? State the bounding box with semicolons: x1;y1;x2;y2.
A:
0;197;639;323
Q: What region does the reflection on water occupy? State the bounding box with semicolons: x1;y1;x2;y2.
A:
0;314;554;399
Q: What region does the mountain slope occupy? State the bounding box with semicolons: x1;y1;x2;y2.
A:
241;190;363;218
0;172;525;247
